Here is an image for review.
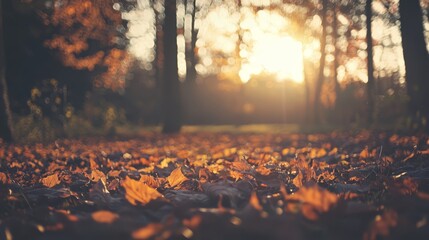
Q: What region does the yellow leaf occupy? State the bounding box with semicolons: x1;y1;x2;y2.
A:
132;223;163;239
167;168;188;188
91;210;118;224
41;173;61;188
122;176;162;206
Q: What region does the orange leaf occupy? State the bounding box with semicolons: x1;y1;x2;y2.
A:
249;192;263;211
167;168;188;188
139;174;160;188
292;170;303;188
359;147;370;159
122;176;162;206
231;161;251;171
41;173;61;188
256;165;271;176
132;223;163;239
0;172;9;184
91;210;118;224
286;185;338;220
229;170;244;181
89;169;106;183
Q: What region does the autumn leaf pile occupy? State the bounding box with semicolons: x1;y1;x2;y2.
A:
1;131;429;239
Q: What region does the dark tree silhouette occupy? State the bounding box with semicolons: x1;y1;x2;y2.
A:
366;0;375;125
0;0;13;142
184;0;198;86
399;0;429;131
162;0;181;133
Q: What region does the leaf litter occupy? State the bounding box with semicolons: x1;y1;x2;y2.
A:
0;132;428;239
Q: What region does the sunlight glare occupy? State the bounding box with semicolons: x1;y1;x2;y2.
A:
240;34;304;83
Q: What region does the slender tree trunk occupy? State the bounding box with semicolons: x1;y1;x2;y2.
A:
0;0;13;142
399;0;429;131
152;0;164;124
302;46;311;124
366;0;375;126
314;0;328;124
185;0;197;86
162;0;181;133
332;3;341;124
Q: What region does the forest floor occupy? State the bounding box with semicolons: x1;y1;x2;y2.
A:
1;130;429;240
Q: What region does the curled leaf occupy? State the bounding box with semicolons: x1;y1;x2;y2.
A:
122;176;162;206
167;168;188;188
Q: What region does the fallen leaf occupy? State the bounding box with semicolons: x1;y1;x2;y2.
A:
249;192;263;211
89;169;106;183
229;170;244;181
256;165;271;176
231;161;251;171
139;174;160;188
132;223;163;239
286;185;338;220
41;173;61;188
360;147;370;159
167;167;188;188
122;176;162;206
0;172;9;184
91;210;118;224
292;170;303;188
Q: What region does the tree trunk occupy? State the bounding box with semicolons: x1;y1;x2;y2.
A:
185;0;197;86
162;0;181;133
0;0;13;142
302;46;311;124
366;0;375;126
399;0;429;131
152;0;164;124
332;3;341;124
313;0;328;124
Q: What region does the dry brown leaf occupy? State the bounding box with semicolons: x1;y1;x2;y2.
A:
256;165;271;176
90;169;106;183
359;147;370;159
41;173;61;188
249;192;263;211
167;167;189;188
91;210;118;224
0;172;9;184
183;215;202;229
292;170;303;188
132;223;163;240
122;176;162;206
229;170;244;181
139;174;160;188
286;185;338;220
231;161;251;171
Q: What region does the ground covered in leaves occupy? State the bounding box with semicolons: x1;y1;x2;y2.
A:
1;131;429;240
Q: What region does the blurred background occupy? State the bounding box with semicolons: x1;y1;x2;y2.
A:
1;0;428;142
